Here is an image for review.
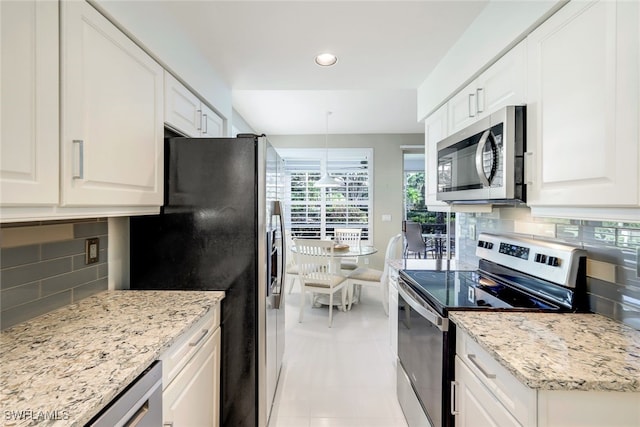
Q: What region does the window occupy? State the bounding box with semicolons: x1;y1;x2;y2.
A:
280;148;372;241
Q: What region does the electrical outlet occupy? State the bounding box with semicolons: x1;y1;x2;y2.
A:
364;258;370;265
469;224;476;240
85;238;99;265
637;247;640;278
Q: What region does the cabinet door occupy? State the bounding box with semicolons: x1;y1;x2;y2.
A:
0;0;58;205
60;1;164;206
527;0;639;207
425;105;451;211
201;104;224;138
454;357;521;427
163;327;221;427
448;80;479;135
164;72;201;137
476;41;526;115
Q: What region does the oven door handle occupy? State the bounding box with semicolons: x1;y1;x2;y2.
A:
398;280;448;332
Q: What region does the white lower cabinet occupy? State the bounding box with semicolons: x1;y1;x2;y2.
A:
454;330;536;427
454;328;640;427
388;265;399;364
454;357;520;427
160;307;221;427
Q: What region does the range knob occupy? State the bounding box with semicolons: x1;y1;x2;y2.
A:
547;256;560;267
477;240;494;249
535;253;547;264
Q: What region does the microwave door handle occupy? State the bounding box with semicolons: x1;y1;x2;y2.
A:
475;130;493;187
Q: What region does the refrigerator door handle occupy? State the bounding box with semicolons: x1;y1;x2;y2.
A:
273;200;286;309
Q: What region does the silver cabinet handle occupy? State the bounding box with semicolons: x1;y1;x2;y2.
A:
467;354;496;379
197;109;203;131
450;380;459;415
524;151;534;185
163;423;174;427
476;87;484;113
72;140;84;179
202;114;208;134
189;329;209;347
125;400;150;427
468;93;476;118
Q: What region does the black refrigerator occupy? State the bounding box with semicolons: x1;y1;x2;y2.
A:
129;133;286;427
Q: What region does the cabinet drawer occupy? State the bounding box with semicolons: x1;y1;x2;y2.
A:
160;306;220;388
456;330;536;425
454;356;521;427
163;327;221;427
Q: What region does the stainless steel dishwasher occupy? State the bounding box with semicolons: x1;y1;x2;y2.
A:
87;361;162;427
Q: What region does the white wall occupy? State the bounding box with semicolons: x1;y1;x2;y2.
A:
269;133;422;269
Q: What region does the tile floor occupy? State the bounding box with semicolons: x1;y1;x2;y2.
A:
268;284;409;427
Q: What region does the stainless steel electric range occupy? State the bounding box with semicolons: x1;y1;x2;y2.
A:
396;233;588;427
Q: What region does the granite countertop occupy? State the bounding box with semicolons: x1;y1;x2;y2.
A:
0;290;225;426
450;311;640;392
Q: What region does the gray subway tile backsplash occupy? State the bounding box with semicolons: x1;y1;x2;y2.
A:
0;245;40;269
0;258;72;289
457;210;640;329
1;290;73;329
1;219;108;330
74;221;108;238
41;267;99;297
41;239;87;260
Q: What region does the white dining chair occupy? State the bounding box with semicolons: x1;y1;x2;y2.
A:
285;232;300;294
295;239;348;327
346;233;402;315
334;228;362;272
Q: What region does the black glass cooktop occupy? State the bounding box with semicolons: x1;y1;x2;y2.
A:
399;267;562;315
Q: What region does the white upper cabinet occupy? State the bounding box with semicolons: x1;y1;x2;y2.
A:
448;42;527;135
526;0;639;210
165;72;223;138
0;0;59;205
425;105;451;211
60;0;164;207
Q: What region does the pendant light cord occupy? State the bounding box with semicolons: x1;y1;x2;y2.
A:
325;111;332;166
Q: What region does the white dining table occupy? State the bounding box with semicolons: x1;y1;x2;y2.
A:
290;243;378;308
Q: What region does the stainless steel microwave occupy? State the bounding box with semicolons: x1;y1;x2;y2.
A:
436;105;526;204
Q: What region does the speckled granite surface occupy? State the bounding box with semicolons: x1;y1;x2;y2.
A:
450;311;640;392
0;290;224;426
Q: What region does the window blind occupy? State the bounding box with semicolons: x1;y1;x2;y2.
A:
283;150;372;240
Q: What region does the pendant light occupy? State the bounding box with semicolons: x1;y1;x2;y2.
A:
315;111;344;188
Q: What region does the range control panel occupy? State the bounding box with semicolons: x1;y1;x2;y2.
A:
476;233;586;287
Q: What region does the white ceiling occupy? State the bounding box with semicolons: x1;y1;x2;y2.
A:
134;1;489;135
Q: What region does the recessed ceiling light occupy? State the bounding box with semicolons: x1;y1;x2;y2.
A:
315;53;338;67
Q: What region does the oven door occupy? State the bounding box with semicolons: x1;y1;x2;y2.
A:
397;278;453;427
